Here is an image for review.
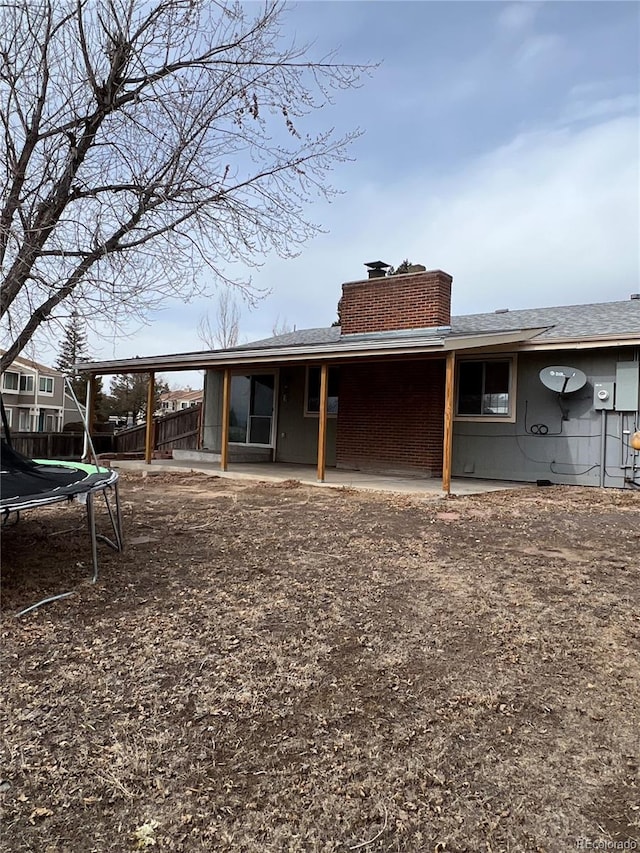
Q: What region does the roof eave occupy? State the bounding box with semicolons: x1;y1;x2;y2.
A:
75;339;444;374
75;327;552;375
517;334;640;351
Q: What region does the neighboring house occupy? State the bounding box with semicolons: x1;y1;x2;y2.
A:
155;388;203;417
77;265;640;489
0;351;82;432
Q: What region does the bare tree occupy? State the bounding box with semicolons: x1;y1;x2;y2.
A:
272;315;294;336
0;1;369;372
197;288;240;349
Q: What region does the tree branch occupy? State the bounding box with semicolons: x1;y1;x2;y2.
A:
0;0;372;370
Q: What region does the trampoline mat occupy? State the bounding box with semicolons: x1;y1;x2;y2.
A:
1;440;118;511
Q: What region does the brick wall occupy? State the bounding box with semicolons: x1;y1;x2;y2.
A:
340;270;452;335
336;359;446;476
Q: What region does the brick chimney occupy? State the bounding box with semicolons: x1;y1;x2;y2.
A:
339;266;453;335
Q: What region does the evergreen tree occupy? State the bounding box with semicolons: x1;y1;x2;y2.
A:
387;260;426;275
387;259;412;275
108;374;170;423
56;312;89;395
56;313;107;422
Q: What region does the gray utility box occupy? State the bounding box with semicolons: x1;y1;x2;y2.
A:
615;360;640;411
593;381;615;410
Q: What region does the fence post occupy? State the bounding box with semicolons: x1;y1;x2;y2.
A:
197;401;204;450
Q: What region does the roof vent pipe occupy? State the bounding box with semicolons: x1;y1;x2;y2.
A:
364;260;391;279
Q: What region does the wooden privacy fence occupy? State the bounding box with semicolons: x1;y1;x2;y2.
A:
6;406;201;460
114;404;202;455
8;432;114;460
156;404;202;451
112;423;146;454
9;432;84;459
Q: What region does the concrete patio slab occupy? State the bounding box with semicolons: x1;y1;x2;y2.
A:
106;458;532;498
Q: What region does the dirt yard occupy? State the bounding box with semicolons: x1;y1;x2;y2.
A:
1;471;639;853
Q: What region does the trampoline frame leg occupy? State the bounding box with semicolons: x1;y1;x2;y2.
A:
85;481;124;584
86;492;99;584
14;482;125;617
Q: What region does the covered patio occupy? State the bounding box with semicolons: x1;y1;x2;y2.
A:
105;456;531;498
80;327;543;496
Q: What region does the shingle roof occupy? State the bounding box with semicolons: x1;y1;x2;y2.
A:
241;300;640;350
450;300;640;340
72;298;640;375
0;349;63;375
159;388;203;401
241;327;342;349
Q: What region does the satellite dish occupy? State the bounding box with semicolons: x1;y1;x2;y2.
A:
539;366;587;394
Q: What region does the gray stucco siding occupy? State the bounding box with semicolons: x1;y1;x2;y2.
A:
201;369;224;452
275;365;337;466
452;349;640;487
202;366;336;466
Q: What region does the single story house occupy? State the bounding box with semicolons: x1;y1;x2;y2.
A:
0;351;82;432
77;264;640;491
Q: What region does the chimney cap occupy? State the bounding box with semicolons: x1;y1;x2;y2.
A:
364;260;391;279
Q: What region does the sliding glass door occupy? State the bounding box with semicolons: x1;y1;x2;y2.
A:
229;374;275;445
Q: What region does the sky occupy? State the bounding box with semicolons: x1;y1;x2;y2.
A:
76;2;640;385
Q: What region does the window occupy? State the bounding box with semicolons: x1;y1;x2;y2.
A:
19;374;34;392
2;371;19;392
305;366;339;416
39;376;54;394
229;373;275;445
18;409;32;431
456;359;514;419
3;408;11;427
